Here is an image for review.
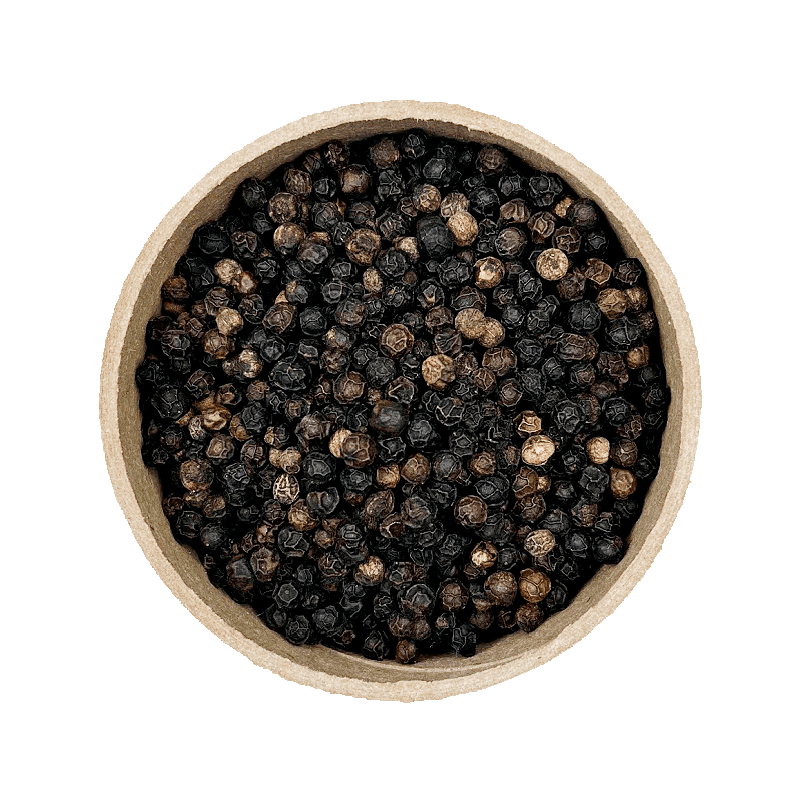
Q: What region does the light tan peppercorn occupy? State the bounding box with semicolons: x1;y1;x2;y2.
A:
536;248;570;281
214;258;243;286
341;432;377;469
597;288;628;319
472;366;496;393
412;183;442;213
584;258;613;287
288;500;317;531
477;318;506;348
421;354;456;389
485;571;518;607
440;192;469;219
401;453;431;484
455;495;489;529
354;555;386;586
202;330;232;360
521;435;556;466
524;529;556;558
516;603;545;632
469;451;497;477
344;228;382;265
474;257;505;289
273;474;300;505
232;271;258;295
586;436;611;464
376;464;401;489
626;345;651;369
187;415;206;440
554;196;574;218
273;222;305;255
269;446;302;474
236;348;262;379
455;308;486;339
611;438;638;468
515;410;543;436
362;268;383;294
380;323;415;358
200;404;231;431
328;428;352;459
471;541;498;570
499;199;531;225
519;569;551;602
512;467;540;498
396;236;420;263
447;210;479;246
610;467;638;499
527;211;557;242
215;307;243;337
624;286;649;313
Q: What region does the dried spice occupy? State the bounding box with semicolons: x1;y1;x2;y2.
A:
139;132;669;663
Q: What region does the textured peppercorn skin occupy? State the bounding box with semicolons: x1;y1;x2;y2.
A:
138;132;669;663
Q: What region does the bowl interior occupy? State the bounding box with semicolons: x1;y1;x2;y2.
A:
104;103;698;697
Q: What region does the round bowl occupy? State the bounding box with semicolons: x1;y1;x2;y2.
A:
100;101;701;701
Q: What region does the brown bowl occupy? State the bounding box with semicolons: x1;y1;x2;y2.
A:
100;101;701;700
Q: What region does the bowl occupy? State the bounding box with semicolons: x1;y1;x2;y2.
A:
100;100;701;701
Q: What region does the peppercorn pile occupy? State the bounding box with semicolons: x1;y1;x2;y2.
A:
137;132;669;662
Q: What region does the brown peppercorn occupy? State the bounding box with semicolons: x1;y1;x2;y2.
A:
471;541;498;570
611;438;638;468
425;306;453;331
455;308;487;339
340;164;372;195
527;211;557;242
269;446;302;474
477;318;506;348
273;473;300;505
469;451;497;477
284;168;312;198
476;145;508;174
447;210;479;246
202;330;232;360
624;286;649;313
584;258;613;287
328;428;352;459
376;464;401;488
482;346;517;376
524;529;556;558
440;581;469;611
626;345;650;369
558;333;599;362
516;603;545;633
215;307;243;337
345;228;381;266
214;258;243;287
619;414;645;440
380;323;415;358
333;372;366;404
200;404;231;431
553;226;581;254
362;268;383;294
354;555;386;586
250;546;280;582
232;270;258;295
521;435;556;466
635;310;657;336
597;288;628;319
586;436;611;464
273;222;305;256
455;351;479;377
536;248;570;281
554;196;574;218
519;569;551;602
161;275;191;304
440;192;469;219
610;467;638;499
395;638;418;664
401;453;431;484
472;366;497;393
179;459;213;492
512;466;540;498
288;500;317;530
515;410;543;436
557;271;586;302
499;199;531;225
395;236;420;263
412;183;442;213
341;432;377;468
205;434;235;461
455;495;489;529
474;256;505;289
495;227;527;259
268;192;299;223
515;493;546;523
421;354;456;389
485;571;518;607
264;302;295;334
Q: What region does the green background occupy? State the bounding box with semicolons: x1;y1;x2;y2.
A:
0;2;798;798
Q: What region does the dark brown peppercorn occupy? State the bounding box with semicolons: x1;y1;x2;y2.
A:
380;323;415;358
455;495;488;529
485;571;518;607
345;228;381;266
340;433;377;469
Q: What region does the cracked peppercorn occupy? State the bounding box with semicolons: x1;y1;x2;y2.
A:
138;132;669;663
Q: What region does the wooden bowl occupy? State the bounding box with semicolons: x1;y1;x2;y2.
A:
100;101;701;701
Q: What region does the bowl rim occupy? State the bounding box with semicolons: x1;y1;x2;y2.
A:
100;100;701;701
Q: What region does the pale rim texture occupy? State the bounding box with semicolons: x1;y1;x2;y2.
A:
100;101;701;701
